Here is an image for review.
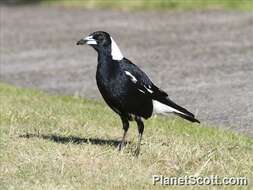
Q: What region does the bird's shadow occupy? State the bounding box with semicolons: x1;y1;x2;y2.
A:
19;133;128;148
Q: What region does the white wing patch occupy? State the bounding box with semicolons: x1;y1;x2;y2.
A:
110;37;123;60
152;100;185;115
125;71;154;94
138;89;145;93
144;85;153;93
125;71;137;83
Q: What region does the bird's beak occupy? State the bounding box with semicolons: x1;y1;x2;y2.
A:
76;35;97;45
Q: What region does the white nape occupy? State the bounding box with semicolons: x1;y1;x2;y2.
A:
125;71;137;83
152;100;184;115
110;37;123;60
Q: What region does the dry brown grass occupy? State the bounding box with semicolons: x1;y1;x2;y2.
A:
0;83;252;189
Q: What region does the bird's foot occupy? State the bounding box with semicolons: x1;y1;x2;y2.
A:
117;142;125;151
133;147;140;157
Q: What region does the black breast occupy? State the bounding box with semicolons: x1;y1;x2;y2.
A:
96;64;153;119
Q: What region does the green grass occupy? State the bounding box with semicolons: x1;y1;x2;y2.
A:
41;0;253;11
0;82;252;190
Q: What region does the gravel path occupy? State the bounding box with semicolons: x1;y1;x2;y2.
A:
1;6;253;136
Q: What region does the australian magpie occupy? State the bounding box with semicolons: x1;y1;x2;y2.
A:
77;31;200;156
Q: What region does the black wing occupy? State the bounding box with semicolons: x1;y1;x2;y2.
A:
119;58;167;99
119;58;200;123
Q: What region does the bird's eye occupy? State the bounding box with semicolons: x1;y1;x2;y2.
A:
96;35;104;41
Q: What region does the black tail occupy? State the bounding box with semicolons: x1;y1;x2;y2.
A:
156;97;200;123
173;112;200;123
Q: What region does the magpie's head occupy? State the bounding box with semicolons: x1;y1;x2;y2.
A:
77;31;111;51
77;31;123;60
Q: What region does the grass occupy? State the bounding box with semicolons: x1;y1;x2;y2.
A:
0;82;252;190
41;0;253;11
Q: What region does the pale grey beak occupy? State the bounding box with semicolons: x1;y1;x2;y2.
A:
76;35;97;45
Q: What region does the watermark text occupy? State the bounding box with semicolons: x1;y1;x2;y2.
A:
152;175;248;186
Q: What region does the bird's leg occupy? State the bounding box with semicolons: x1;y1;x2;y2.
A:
134;116;144;157
118;117;129;151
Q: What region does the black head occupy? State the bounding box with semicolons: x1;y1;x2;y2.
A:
77;31;111;51
77;31;123;60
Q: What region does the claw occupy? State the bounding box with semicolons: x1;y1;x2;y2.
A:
133;147;140;157
117;142;125;151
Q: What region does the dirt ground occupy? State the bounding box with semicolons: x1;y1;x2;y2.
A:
1;5;253;136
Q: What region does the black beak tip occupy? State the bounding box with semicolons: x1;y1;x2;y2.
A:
76;39;85;45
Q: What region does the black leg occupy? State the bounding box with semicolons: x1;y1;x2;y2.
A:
118;117;129;151
134;116;144;157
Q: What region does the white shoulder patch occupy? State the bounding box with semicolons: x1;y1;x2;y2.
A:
110;37;123;60
125;71;137;83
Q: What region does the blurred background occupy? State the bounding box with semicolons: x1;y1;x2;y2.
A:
1;0;253;10
1;0;253;135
